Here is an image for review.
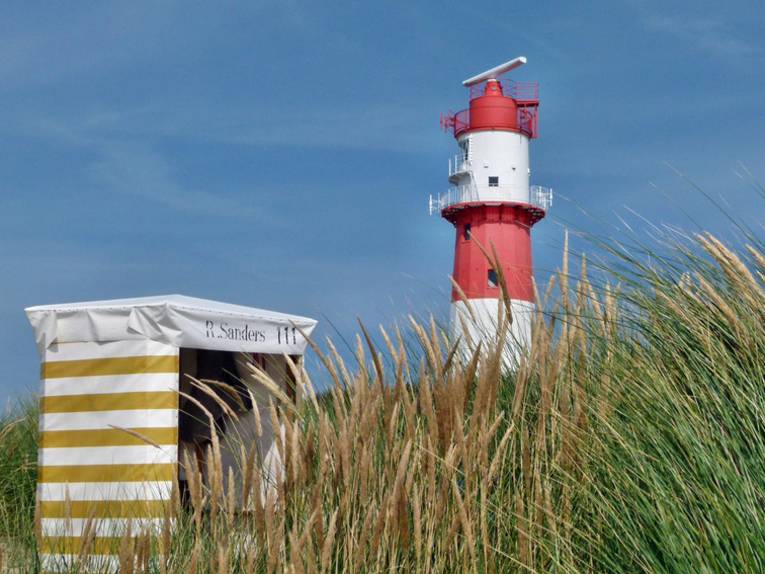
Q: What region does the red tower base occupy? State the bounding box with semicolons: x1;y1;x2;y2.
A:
445;202;543;305
444;201;544;365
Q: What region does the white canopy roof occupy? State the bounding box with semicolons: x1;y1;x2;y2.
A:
26;294;318;355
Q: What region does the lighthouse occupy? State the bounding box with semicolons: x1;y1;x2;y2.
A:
431;56;551;363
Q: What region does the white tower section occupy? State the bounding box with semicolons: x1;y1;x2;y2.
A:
451;128;531;204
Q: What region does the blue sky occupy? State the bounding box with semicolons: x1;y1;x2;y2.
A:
1;1;763;400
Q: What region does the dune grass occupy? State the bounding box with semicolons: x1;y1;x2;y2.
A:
2;229;765;572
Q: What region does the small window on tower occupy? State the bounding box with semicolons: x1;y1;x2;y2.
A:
489;176;499;187
488;269;498;288
463;224;472;240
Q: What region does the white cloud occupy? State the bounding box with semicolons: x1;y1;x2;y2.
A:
635;4;757;57
64;100;441;155
85;142;274;219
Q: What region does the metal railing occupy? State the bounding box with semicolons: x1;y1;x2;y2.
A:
530;185;553;211
448;154;470;177
467;79;539;101
429;184;553;215
430;184;479;214
451;106;538;139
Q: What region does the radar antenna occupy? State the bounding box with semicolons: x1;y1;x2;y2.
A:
462;56;527;87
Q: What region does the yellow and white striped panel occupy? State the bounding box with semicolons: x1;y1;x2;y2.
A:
37;339;178;572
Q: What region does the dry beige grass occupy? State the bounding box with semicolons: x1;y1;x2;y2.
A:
6;232;765;572
28;244;605;573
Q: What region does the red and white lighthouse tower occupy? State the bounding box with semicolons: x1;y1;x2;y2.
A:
432;56;551;361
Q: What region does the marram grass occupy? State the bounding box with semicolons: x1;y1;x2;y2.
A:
2;231;765;572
